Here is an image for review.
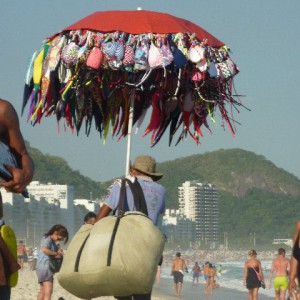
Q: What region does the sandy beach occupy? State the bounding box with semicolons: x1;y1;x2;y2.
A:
10;266;177;300
10;266;273;300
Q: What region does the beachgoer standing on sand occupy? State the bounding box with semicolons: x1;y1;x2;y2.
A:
96;155;166;300
268;248;290;300
31;247;39;271
171;252;188;297
243;249;265;300
0;99;34;300
17;240;26;269
27;246;34;270
192;262;201;284
36;224;69;300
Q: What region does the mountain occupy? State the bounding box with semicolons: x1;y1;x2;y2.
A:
27;143;300;248
157;149;300;248
158;148;300;208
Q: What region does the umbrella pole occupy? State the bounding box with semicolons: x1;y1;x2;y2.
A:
125;90;135;176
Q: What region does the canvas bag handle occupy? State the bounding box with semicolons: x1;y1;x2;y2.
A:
117;178;148;216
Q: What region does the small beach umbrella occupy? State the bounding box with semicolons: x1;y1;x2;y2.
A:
22;9;246;174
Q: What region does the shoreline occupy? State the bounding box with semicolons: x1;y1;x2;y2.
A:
154;277;273;299
11;267;273;300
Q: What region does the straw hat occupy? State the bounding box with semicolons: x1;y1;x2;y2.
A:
131;155;163;181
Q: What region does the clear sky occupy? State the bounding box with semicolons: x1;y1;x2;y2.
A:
1;0;299;182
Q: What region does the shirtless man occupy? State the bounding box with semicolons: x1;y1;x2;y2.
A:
0;99;34;195
171;252;188;297
268;248;290;300
0;99;34;299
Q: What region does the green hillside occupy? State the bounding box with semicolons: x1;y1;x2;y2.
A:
219;189;299;248
158;148;300;208
27;143;300;248
26;142;107;200
157;149;300;248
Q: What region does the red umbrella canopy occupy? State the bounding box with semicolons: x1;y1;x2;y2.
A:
23;10;246;147
60;10;224;48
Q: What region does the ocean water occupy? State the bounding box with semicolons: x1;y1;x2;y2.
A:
161;259;275;298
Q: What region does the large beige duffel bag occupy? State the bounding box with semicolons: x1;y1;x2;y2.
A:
57;204;165;298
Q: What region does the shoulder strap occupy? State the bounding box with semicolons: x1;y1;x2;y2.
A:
117;179;127;216
124;178;148;216
0;193;3;220
117;178;149;216
133;179;148;216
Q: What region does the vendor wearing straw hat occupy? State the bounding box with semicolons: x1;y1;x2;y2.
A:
96;155;166;300
96;155;165;225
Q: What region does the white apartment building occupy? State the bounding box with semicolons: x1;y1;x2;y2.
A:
1;182;105;245
26;181;75;236
178;181;219;242
162;209;180;226
1;188;61;246
74;199;101;212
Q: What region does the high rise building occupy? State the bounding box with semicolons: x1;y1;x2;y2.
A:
1;189;61;246
1;182;102;245
178;181;219;243
26;181;75;236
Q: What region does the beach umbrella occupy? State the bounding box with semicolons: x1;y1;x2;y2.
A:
22;9;245;174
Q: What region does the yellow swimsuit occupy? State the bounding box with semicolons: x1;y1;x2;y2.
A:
273;276;288;291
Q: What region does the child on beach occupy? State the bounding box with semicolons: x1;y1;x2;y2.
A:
17;240;26;269
192;262;201;284
36;224;69;300
83;212;96;225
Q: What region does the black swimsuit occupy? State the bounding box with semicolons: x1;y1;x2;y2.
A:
292;233;300;281
246;267;261;289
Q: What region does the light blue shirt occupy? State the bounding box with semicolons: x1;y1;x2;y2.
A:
104;176;166;225
36;236;58;270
